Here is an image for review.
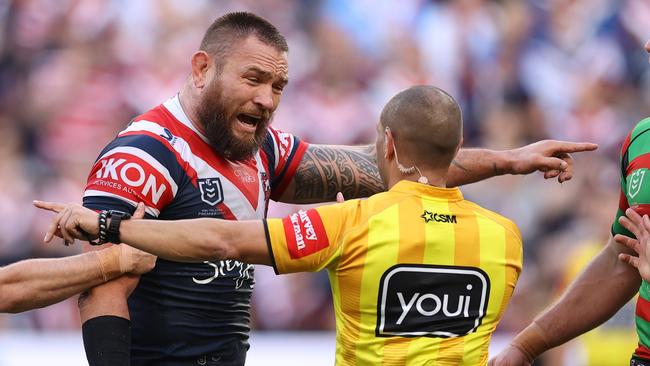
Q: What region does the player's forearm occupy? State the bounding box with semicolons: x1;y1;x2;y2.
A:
0;249;123;313
119;218;230;262
446;148;510;187
512;237;640;358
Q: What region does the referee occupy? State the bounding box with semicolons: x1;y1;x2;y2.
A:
39;85;525;365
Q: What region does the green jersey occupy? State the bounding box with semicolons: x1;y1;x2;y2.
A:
612;117;650;360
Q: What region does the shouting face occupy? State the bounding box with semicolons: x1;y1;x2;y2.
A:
196;36;289;161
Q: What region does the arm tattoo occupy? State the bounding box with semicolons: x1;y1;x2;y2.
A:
452;159;469;172
292;145;385;202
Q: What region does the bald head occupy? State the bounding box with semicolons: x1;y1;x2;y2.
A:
380;85;462;170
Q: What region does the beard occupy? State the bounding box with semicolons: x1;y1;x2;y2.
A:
195;79;269;162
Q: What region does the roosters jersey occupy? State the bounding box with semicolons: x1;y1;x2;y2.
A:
83;95;307;366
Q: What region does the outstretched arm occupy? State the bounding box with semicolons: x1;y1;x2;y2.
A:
0;245;155;313
36;201;269;266
279;141;597;204
489;235;640;365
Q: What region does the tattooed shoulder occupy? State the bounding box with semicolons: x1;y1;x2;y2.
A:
292;145;385;202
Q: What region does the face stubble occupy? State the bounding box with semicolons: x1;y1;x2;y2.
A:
195;77;270;162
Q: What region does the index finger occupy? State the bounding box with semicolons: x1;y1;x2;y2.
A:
33;200;67;213
547;141;598;154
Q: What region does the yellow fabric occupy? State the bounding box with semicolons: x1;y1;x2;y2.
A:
265;180;523;365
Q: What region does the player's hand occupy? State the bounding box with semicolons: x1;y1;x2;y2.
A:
506;140;598;183
34;200;100;245
118;245;157;275
615;208;650;282
336;192;345;203
115;203;156;275
488;345;533;366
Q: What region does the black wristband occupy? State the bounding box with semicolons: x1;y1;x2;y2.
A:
82;316;131;366
89;210;131;246
107;210;131;244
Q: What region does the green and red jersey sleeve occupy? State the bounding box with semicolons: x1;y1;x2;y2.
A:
612;117;650;360
612;118;650;238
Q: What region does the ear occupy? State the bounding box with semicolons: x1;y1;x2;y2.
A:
384;127;395;160
190;51;212;90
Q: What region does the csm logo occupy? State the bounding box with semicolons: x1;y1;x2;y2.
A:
376;264;490;338
198;178;224;206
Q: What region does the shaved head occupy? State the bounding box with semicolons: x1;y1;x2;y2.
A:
379;85;462;169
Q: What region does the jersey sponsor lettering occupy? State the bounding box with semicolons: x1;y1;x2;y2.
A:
87;150;175;209
377;264;490;338
192;260;254;290
421;210;457;224
282;209;329;259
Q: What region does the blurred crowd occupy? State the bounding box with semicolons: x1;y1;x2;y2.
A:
1;0;650;361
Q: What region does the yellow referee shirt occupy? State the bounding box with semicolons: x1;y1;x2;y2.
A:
264;180;523;365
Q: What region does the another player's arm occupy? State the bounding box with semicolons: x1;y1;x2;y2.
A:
0;245;155;313
279;141;598;203
490;235;640;365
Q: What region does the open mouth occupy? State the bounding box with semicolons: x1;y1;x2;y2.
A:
237;114;262;130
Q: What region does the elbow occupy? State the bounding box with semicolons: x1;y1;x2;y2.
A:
198;229;230;262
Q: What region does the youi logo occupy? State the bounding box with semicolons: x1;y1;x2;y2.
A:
376;264;490;338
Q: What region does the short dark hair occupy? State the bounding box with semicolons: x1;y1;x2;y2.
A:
380;86;463;169
199;12;288;62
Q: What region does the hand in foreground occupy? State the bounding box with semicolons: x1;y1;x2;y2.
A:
489;345;533;366
507;140;598;183
34;200;101;245
34;201;156;275
117;243;157;275
614;208;650;282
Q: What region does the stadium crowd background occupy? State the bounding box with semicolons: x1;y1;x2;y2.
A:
1;0;650;363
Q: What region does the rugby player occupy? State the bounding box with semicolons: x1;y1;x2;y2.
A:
487;40;650;366
72;11;597;366
39;85;527;365
0;205;154;313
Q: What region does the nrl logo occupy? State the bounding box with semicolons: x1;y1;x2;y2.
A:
198;178;224;206
629;169;647;199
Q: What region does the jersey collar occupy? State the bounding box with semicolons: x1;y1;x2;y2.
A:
389;180;463;201
163;94;210;143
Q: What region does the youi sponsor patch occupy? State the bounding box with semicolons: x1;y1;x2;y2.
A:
376;264;490;338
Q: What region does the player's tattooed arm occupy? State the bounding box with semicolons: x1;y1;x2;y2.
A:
280;140;599;203
280;144;385;204
280;145;507;203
